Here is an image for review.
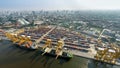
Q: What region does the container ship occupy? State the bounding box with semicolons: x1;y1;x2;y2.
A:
1;26;73;59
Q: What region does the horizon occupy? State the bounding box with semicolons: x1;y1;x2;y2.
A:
0;0;120;11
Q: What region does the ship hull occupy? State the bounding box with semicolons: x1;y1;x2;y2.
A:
40;48;73;60
14;43;37;51
13;42;73;60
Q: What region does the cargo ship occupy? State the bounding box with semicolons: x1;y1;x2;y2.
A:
2;27;73;59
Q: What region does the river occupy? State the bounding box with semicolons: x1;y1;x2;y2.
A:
0;40;119;68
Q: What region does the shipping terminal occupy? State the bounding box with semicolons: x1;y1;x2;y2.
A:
0;25;120;66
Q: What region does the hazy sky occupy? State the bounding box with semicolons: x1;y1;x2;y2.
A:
0;0;120;10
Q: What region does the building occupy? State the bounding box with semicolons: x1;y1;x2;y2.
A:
17;18;30;25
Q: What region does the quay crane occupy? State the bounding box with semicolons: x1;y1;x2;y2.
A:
1;27;120;64
0;26;56;50
42;39;52;50
41;36;73;59
95;44;120;64
55;39;65;59
15;26;57;49
94;29;120;65
41;39;52;55
0;28;25;42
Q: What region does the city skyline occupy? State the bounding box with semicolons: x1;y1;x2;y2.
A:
0;0;120;11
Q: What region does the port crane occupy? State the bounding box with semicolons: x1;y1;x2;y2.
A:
95;44;120;64
0;28;25;42
41;39;52;55
1;26;56;49
55;39;65;59
42;39;52;50
41;37;68;59
95;40;120;64
94;28;120;65
16;27;120;62
12;27;55;50
1;27;120;65
17;26;57;49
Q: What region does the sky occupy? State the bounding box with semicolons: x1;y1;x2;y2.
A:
0;0;120;10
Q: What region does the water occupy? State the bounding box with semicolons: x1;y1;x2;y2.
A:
0;40;120;68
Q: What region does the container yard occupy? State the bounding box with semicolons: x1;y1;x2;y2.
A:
0;25;120;66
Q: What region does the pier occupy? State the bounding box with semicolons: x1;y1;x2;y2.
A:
37;43;120;66
1;26;120;66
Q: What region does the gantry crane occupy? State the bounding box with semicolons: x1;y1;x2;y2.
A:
41;39;52;55
1;28;25;42
21;26;57;49
95;43;120;64
94;47;108;60
17;35;30;46
42;39;52;50
55;39;64;59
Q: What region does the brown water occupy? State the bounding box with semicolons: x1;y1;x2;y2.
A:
0;40;88;68
0;40;119;68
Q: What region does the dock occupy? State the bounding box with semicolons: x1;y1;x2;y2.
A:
37;43;120;66
1;27;120;66
1;35;120;66
66;44;120;66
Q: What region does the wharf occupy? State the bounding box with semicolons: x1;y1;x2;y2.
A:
37;43;120;66
1;37;120;66
67;44;120;66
